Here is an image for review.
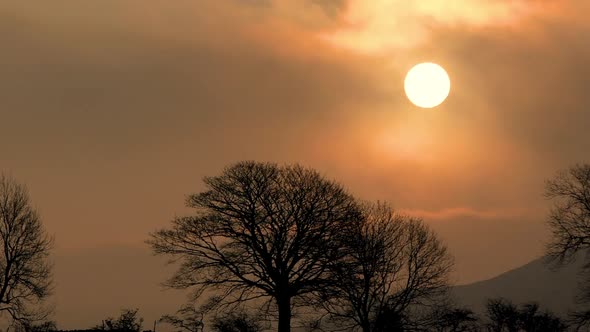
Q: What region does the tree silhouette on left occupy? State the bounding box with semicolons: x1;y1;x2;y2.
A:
0;174;53;326
148;161;362;332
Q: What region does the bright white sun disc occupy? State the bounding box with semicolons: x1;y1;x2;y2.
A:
404;62;450;108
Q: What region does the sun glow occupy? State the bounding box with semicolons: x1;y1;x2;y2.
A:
404;63;451;108
320;0;540;53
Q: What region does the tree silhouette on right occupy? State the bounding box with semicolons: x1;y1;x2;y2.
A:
484;298;567;332
545;164;590;265
317;202;453;332
545;164;590;327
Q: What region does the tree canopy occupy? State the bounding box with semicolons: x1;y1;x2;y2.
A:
148;161;362;332
0;174;53;326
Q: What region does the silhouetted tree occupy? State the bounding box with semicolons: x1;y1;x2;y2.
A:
545;164;590;265
0;174;53;325
96;308;143;332
518;302;567;332
485;298;520;332
211;311;263;332
318;202;453;332
569;310;590;331
428;304;479;332
28;320;57;332
372;306;406;332
485;298;567;332
160;305;204;332
545;164;590;324
147;162;362;332
14;320;57;332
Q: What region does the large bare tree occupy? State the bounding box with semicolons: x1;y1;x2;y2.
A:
318;202;453;332
545;164;590;264
545;164;590;326
0;174;53;325
147;162;362;332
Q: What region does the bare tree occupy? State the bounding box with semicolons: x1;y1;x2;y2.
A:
518;303;567;332
485;298;520;332
317;202;453;332
147;162;362;332
544;164;590;325
429;305;479;332
545;164;590;265
0;174;53;325
485;298;567;332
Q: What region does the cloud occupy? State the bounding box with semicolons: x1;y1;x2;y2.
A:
401;207;539;221
2;0;590;300
0;0;388;250
320;0;557;53
3;0;584;245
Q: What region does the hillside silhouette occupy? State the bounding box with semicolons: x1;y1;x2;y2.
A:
453;253;585;315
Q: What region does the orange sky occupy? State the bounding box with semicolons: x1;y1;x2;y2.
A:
1;0;590;328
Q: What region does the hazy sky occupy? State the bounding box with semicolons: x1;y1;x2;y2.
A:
2;0;590;327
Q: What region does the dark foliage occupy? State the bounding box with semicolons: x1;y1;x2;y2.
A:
95;308;143;332
211;311;263;332
427;304;480;332
372;307;406;332
16;320;58;332
485;298;567;332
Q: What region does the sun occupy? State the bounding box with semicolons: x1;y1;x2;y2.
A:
404;63;451;108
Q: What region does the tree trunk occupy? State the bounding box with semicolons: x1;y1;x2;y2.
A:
277;295;291;332
361;321;371;332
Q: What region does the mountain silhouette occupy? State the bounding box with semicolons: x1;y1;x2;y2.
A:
452;254;586;315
